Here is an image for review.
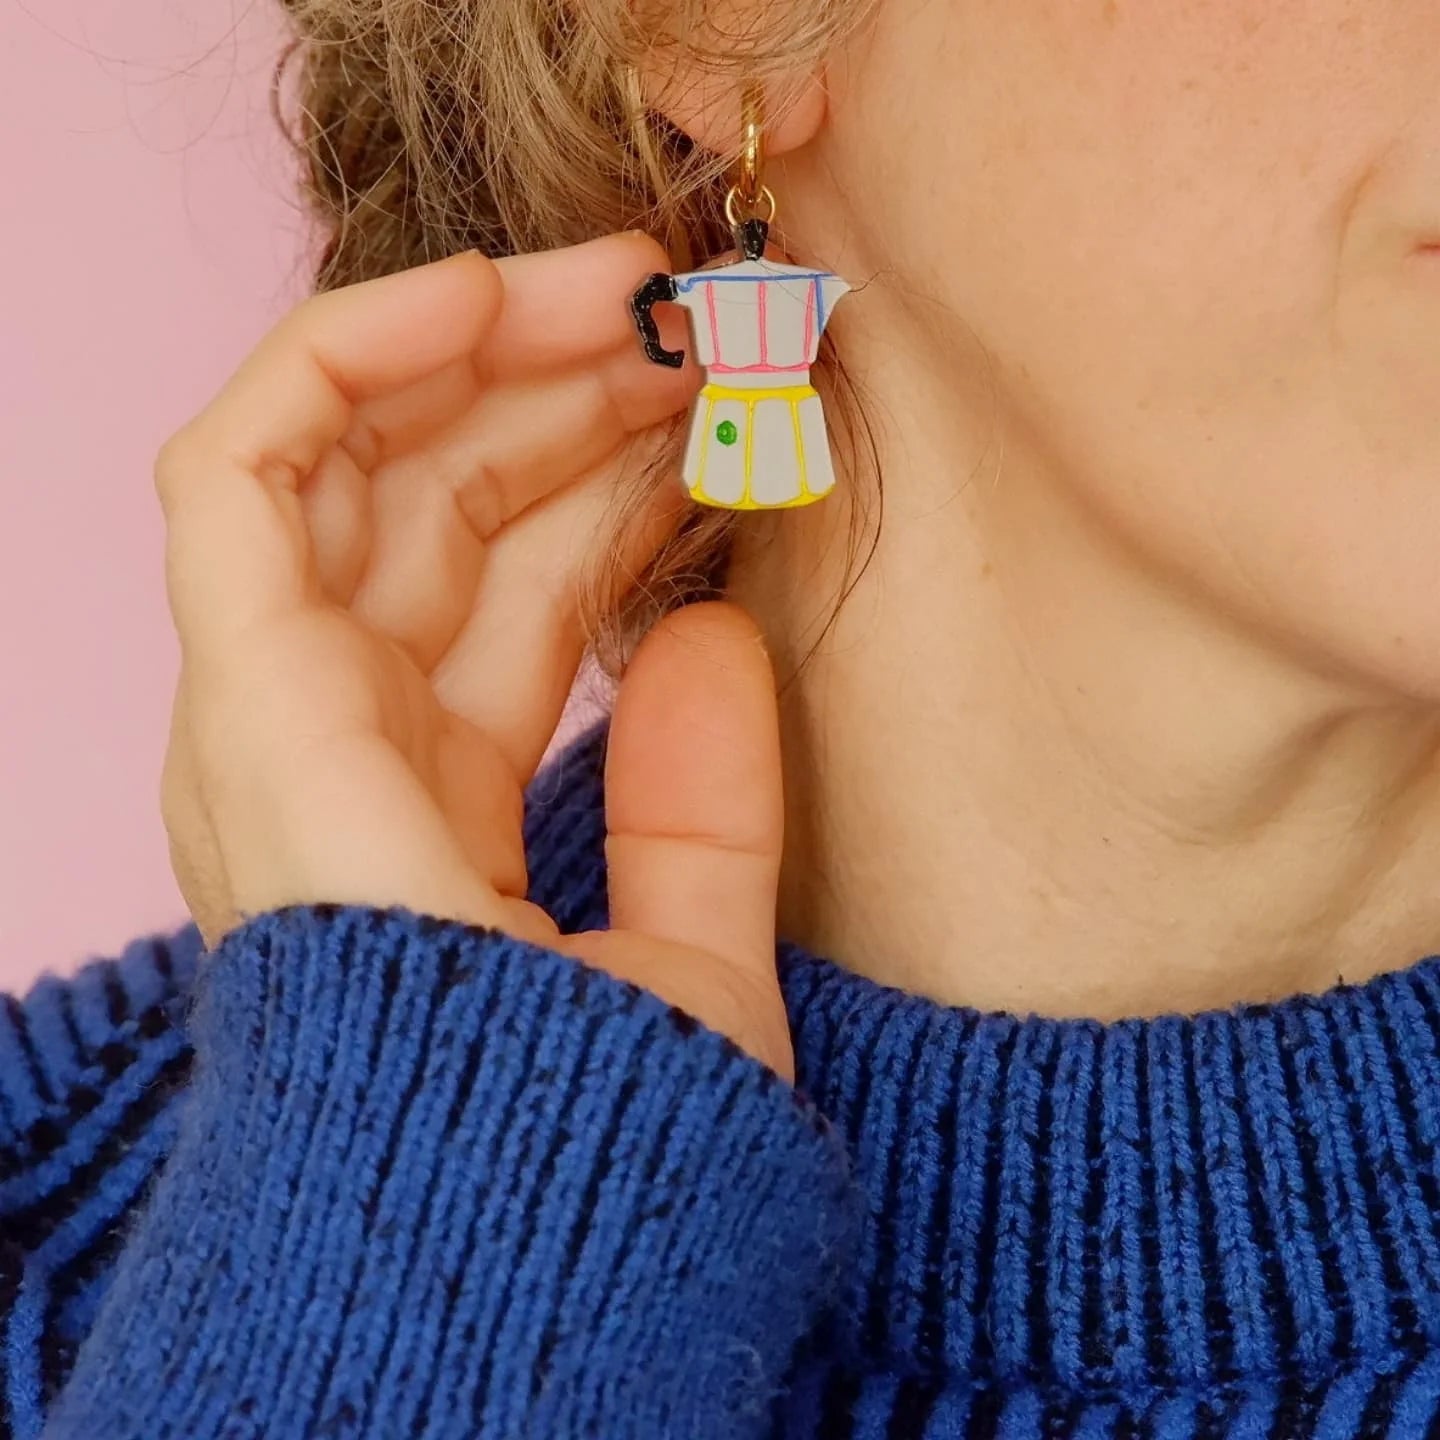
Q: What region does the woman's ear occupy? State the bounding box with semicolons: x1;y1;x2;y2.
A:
632;53;829;162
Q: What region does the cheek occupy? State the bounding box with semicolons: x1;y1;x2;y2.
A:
848;0;1400;369
829;0;1440;684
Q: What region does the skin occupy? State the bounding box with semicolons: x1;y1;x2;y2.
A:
158;241;794;1076
163;0;1440;1059
657;0;1440;1018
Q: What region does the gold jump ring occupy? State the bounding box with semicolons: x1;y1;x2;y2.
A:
724;182;777;230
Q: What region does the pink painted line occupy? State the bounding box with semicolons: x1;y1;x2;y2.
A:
705;281;723;366
802;280;816;358
757;279;769;365
709;361;811;375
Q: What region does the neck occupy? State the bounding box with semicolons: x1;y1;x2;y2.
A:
727;303;1440;1021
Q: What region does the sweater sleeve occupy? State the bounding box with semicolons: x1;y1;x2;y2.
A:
0;927;200;1172
43;903;857;1440
0;930;201;1435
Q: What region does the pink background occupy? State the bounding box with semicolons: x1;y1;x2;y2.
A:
1;0;306;986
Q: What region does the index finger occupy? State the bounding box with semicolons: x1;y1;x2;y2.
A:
159;231;676;511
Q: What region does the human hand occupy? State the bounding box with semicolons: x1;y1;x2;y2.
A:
157;235;795;1078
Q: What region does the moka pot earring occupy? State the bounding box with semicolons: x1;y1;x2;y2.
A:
629;85;852;511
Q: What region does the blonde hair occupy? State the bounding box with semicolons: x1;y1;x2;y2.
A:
273;0;877;666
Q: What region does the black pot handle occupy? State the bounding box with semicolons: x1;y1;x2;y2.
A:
630;272;684;369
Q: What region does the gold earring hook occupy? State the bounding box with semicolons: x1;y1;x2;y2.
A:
738;83;764;204
725;82;776;228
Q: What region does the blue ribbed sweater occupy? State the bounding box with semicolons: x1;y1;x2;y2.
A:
6;726;1440;1437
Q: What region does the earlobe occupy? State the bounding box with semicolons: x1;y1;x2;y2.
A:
631;56;828;161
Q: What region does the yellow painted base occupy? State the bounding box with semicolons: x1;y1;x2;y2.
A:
685;485;829;512
686;381;833;511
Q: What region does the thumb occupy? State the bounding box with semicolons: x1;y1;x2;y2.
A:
603;600;785;1016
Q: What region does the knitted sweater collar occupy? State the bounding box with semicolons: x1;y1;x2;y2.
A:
527;725;1440;1403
